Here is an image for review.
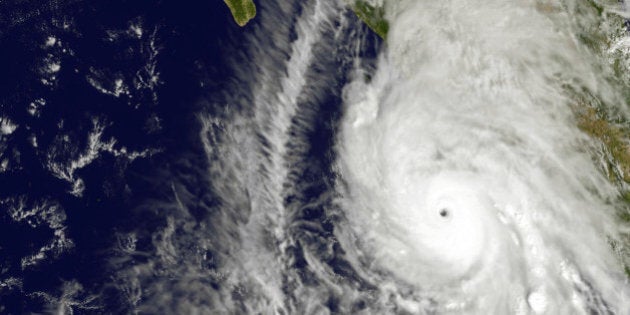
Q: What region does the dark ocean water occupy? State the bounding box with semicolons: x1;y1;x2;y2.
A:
0;0;234;312
0;0;381;313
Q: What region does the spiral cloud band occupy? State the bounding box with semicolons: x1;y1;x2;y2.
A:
337;0;630;313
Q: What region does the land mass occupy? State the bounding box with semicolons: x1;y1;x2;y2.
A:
222;0;389;39
224;0;257;27
351;0;389;39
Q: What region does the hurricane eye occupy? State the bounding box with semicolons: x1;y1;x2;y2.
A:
439;208;449;218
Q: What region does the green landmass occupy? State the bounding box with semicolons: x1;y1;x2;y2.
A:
576;106;630;184
224;0;257;27
351;1;389;39
569;3;630;190
578;103;630;273
569;0;630;276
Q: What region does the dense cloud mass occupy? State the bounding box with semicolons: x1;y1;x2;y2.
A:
339;1;630;313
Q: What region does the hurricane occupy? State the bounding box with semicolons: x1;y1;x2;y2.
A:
337;1;630;313
107;0;630;314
